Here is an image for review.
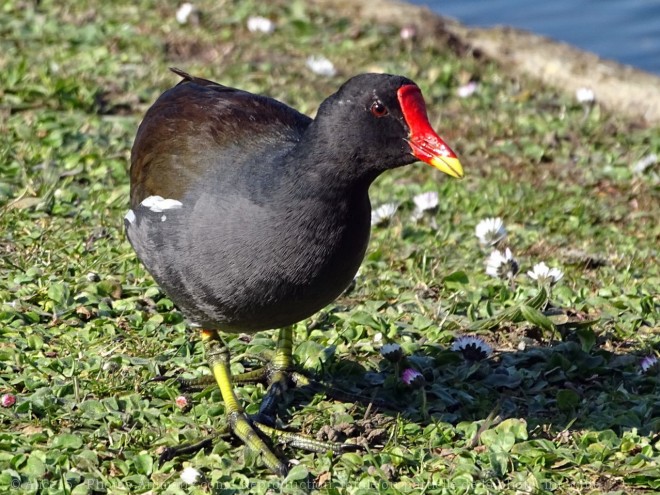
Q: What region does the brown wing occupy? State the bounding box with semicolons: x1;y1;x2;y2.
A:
129;69;312;208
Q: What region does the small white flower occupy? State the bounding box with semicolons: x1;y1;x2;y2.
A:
306;56;336;77
175;3;197;24
576;87;595;104
485;248;519;279
400;26;416;40
457;81;479;98
413;191;438;211
411;191;439;221
371;202;398;226
102;361;119;372
380;343;403;362
475;217;506;246
247;16;275;33
640;355;658;374
451;335;493;360
180;466;201;485
527;262;563;285
632;153;657;174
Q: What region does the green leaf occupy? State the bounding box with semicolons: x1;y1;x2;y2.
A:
576;327;596;352
283;464;309;483
520;304;555;332
133;453;153;476
24;455;46;478
495;432;516;453
78;399;107;420
47;282;70;305
27;333;44;351
346;311;382;330
556;389;580;411
443;270;469;288
340;452;364;469
496;418;529;441
489;451;510;476
52;433;83;450
71;483;91;495
295;340;328;369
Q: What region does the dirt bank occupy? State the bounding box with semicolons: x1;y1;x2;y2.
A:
313;0;660;126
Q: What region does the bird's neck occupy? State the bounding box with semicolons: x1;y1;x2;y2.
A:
285;121;380;195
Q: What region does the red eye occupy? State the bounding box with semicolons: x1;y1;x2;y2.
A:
370;101;388;118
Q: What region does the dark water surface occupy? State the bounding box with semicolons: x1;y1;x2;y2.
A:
407;0;660;74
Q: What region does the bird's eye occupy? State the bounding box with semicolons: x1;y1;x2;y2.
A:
370;101;388;118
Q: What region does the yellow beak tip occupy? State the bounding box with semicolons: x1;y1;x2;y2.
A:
430;156;464;179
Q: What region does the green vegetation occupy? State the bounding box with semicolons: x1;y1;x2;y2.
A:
1;0;658;493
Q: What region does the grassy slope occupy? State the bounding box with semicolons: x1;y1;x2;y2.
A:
0;0;658;493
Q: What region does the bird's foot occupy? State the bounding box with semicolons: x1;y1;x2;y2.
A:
158;435;218;465
199;328;361;475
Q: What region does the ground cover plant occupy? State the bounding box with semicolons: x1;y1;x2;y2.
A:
0;0;658;493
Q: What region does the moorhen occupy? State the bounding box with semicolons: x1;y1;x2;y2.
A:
125;69;463;475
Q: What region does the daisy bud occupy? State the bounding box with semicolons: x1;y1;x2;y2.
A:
401;368;425;389
175;395;189;409
1;393;16;408
380;343;403;363
640;355;658;374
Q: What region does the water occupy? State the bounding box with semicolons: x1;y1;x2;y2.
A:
406;0;660;75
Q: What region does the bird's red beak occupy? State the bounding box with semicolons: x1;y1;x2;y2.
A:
397;84;464;179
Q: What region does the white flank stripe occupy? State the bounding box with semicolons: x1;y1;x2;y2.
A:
124;210;136;224
141;195;183;212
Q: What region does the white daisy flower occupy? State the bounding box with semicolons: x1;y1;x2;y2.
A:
247;16;275;34
527;262;563;285
485;248;519;279
410;191;439;221
576;87;595;104
475;217;507;246
180;466;201;485
306;56;336;77
457;81;479;98
175;3;198;25
371;202;398;226
400;26;416;40
632;153;657;175
640;355;658;374
413;191;438;212
451;335;493;360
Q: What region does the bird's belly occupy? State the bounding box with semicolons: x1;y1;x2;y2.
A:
133;213;369;333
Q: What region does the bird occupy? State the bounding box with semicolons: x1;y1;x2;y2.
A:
125;68;463;475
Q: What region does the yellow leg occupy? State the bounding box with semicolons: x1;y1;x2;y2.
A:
190;328;358;475
257;326;294;421
159;328;361;474
201;329;288;476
